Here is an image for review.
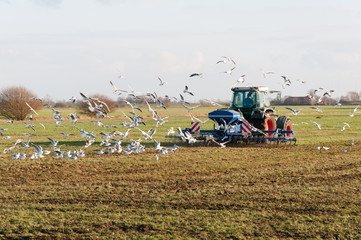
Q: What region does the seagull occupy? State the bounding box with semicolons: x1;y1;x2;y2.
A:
184;131;197;144
110;81;127;94
154;139;164;151
59;132;75;137
183;86;194;96
346;105;359;117
183;104;200;111
125;100;142;113
25;102;39;116
202;99;223;106
167;127;175;135
314;88;324;95
210;138;230;148
23;122;36;131
47;137;59;147
216;56;235;65
310;107;323;113
286;107;302;115
261;69;275;78
323;90;334;97
189;114;209;125
189;73;203;78
223;66;236;75
158;77;167;86
310;120;322;130
69;96;77;103
179;94;190;105
231;75;245;89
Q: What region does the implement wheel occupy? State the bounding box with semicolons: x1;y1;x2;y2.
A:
276;116;293;138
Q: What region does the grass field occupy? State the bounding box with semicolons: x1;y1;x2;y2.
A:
0;105;360;239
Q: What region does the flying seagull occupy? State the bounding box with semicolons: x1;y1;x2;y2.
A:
286;107;302;115
183;85;194;96
158;77;167;86
25;102;39;116
189;73;203;78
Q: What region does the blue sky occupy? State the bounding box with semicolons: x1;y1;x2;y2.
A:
1;0;361;102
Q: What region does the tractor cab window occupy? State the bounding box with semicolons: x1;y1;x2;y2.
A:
232;91;256;108
257;91;270;107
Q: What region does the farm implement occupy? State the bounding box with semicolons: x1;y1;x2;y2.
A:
171;86;296;145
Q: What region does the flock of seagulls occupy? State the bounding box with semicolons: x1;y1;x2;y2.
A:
0;56;359;159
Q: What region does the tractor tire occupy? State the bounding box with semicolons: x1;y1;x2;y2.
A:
276;116;293;138
252;116;276;136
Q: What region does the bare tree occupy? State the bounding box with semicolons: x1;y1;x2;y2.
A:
0;86;42;121
347;91;360;102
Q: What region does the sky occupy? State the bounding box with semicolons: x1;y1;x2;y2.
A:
1;0;361;102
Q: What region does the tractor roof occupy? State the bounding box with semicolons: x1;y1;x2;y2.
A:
231;86;269;92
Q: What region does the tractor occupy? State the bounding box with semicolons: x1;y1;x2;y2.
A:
228;86;293;135
176;86;295;144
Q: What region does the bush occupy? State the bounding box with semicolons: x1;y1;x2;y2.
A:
0;86;42;121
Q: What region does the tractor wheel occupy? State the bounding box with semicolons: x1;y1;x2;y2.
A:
252;116;276;136
276;116;293;138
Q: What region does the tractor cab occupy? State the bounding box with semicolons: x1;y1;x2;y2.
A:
230;86;272;122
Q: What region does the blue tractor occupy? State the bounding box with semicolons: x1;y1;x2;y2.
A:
180;86;295;144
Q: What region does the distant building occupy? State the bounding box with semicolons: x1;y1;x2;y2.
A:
283;96;313;105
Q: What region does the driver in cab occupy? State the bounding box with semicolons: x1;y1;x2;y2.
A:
244;93;255;108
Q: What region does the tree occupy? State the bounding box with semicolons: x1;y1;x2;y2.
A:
0;86;42;121
347;91;360;102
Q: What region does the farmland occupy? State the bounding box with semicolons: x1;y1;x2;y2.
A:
0;105;360;239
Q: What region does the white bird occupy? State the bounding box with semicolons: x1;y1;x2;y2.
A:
25;102;39;116
202;99;223;106
23;122;36;131
158;77;167;86
189;114;209;125
210;138;230;148
216;56;235;65
110;81;127;94
69;96;77;103
47;137;59;147
223;66;236;75
183;85;194;96
183;104;200;111
348;105;359;117
154;139;164;151
286;107;302;115
184;131;197;144
310;107;323;113
179;94;190;105
310;120;322;130
167;127;175;135
261;69;275;78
